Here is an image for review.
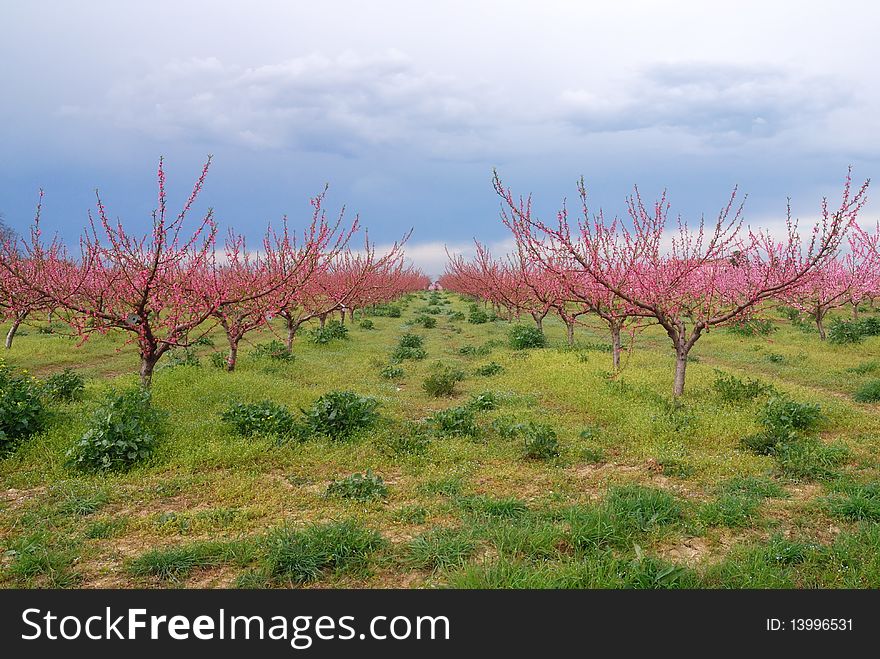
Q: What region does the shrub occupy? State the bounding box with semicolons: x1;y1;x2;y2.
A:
160;349;200;369
508;324;546;350
220;400;296;438
267;520;384;583
376;424;431;457
379;364;405;380
359;319;375;330
741;396;824;456
392;333;427;361
397;333;424;348
828;319;864;345
422;363;465;397
0;360;47;451
466;391;499;411
521;422;560;460
468;308;489;324
40;368;85;403
759;396;823;434
413;315;437;329
491;416;528;439
326;470;388;501
428;406;479;437
370;304;401;318
475;361;504;376
392;345;427;361
854;380;880;403
309;320;348;344
712;370;774;403
300;391;380;441
67;388;163;472
725;317;776;337
447;311;465;321
209;351;228;368
251;340;294;362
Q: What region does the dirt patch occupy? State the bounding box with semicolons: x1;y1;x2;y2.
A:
660;537;712;566
2;486;47;509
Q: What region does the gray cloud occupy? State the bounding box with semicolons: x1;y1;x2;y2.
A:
62;51;496;158
559;63;850;140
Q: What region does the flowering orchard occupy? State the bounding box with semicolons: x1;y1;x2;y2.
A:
0;158;429;385
440;170;875;396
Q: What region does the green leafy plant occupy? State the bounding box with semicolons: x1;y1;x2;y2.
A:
475;361;504;376
759;396;823;434
300;391;380;441
369;304;401;318
466;391;499;411
392;333;427;361
40;368;85;402
520;422;560;460
159;349;200;369
854;380;880;403
309;320;349;344
725;317;776;337
428;406;479;437
468;307;489;324
67;388;163;472
209;351;228;368
326;470;388;501
828;319;865;345
359;319;375;330
413;314;437;329
712;370;774;403
379;364;405;380
422;363;465;397
0;359;47;451
251;340;294;362
220;400;296;438
508;324;546;350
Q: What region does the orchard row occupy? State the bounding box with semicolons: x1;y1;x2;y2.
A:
441;170;877;395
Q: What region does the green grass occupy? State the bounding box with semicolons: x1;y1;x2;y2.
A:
2;293;880;588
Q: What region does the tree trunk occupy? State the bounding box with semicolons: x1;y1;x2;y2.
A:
532;312;543;332
5;315;24;350
140;354;159;388
852;301;860;320
348;308;355;323
566;320;575;346
319;313;327;329
611;321;622;372
339;309;346;324
673;347;688;397
285;317;297;352
815;311;827;340
226;340;239;372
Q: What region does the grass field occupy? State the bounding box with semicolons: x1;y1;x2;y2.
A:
2;292;880;589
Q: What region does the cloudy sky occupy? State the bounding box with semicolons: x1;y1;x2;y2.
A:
1;1;878;275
